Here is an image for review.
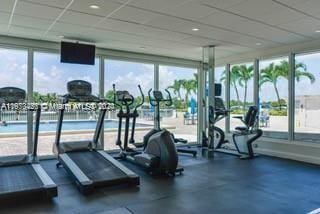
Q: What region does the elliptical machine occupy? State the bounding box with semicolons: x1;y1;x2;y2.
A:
143;89;197;157
113;84;183;176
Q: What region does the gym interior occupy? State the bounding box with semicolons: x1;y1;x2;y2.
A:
0;0;320;213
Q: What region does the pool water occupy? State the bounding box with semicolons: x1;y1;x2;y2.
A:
0;120;151;133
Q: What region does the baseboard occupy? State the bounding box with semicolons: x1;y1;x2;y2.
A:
256;147;320;165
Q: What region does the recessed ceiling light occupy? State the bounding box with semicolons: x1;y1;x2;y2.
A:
89;4;100;9
256;42;262;46
140;46;146;49
192;28;199;31
59;35;64;38
315;30;320;33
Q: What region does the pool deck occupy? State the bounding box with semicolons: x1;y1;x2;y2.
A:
2;113;320;156
0;114;198;156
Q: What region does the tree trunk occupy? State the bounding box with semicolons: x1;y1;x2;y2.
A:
273;83;282;110
243;82;247;115
233;81;241;107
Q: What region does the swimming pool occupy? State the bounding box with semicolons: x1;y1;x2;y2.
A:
0;120;152;133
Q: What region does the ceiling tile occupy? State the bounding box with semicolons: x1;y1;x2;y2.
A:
196;0;248;9
226;0;306;25
0;0;16;13
164;2;217;20
98;18;190;41
275;0;320;16
181;36;218;46
279;17;320;38
145;15;195;31
128;0;188;13
11;14;52;30
110;6;158;24
15;1;63;19
60;10;101;26
8;25;45;37
22;0;71;8
69;0;122;17
0;12;10;24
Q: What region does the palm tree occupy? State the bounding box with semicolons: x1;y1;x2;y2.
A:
260;63;283;109
238;65;254;112
168;79;183;101
220;66;241;107
181;79;195;107
276;60;315;83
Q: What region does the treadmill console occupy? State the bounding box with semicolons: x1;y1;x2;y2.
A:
0;87;26;104
153;91;164;101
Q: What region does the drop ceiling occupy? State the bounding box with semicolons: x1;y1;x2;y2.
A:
1;0;320;61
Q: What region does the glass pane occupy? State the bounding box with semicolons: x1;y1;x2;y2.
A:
259;57;289;139
104;59;154;150
34;52;99;156
215;66;226;131
295;53;320;143
159;65;198;143
0;48;28;156
229;62;254;131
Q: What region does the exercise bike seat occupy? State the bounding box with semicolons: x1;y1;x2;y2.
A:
235;126;248;132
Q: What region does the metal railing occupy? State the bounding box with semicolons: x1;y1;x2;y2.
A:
0;109;176;122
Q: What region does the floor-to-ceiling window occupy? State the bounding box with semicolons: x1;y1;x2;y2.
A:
214;66;226;131
34;52;99;155
295;52;320;143
0;48;28;156
159;65;198;143
104;59;155;150
229;62;254;130
259;57;289;139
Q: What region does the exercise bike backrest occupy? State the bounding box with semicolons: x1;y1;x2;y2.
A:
148;89;173;107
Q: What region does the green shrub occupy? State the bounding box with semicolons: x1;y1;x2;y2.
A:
269;109;287;116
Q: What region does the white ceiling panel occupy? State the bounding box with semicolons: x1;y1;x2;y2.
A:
275;0;320;16
145;15;195;31
227;0;307;25
279;17;320;38
11;14;53;30
0;0;16;13
195;0;248;9
8;25;45;37
181;36;218;46
98;18;191;41
15;1;63;19
21;0;71;8
110;6;158;24
0;12;10;24
164;2;217;20
69;0;122;17
128;0;188;13
60;11;102;26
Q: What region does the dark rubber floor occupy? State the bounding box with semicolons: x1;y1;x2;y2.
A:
1;149;320;214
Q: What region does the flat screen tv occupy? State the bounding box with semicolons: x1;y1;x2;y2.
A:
60;42;95;65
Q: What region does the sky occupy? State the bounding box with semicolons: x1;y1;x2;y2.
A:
1;48;319;103
0;49;197;100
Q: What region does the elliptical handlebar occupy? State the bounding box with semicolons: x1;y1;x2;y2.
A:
164;89;173;106
134;85;145;110
148;88;173;107
148;89;157;107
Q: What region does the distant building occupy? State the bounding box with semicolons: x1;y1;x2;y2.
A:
295;95;320;129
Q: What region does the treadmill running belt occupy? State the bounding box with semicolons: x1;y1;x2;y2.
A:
67;151;127;182
0;164;43;193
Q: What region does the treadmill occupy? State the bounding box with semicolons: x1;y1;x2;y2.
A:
54;80;139;194
0;87;57;200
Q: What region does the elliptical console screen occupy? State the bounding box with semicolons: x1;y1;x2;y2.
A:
153;91;163;101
